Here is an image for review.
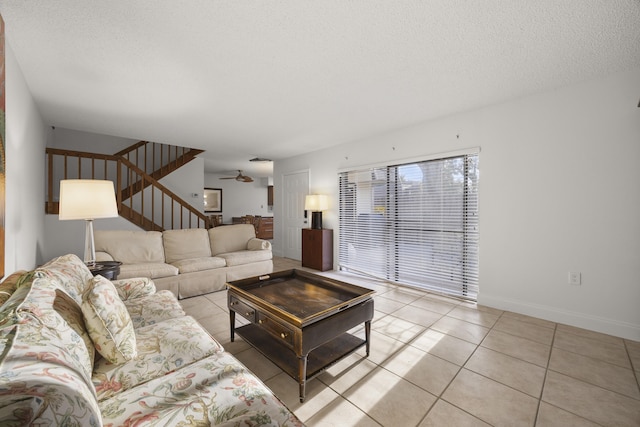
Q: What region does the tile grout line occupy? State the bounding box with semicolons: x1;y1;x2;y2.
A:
534;325;613;426
622;339;640;398
413;308;511;427
547;330;640;401
339;292;452;426
532;320;557;426
446;308;517;425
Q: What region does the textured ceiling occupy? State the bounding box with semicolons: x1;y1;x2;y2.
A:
1;1;639;176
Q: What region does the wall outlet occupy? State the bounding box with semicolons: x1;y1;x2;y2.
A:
568;271;581;285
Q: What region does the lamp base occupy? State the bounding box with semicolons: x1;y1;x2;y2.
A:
84;219;96;266
311;211;323;230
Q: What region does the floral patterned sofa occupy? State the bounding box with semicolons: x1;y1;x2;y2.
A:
0;254;302;426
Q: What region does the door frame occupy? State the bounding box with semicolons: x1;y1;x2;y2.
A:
281;169;309;260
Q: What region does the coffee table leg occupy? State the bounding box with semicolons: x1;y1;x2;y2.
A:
230;311;236;342
365;320;371;356
298;354;308;402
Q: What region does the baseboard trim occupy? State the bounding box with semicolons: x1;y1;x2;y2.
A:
478;294;640;341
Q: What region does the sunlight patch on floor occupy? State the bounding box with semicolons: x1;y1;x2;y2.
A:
414;329;447;352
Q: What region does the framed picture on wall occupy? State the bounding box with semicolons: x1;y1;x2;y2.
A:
204;188;222;213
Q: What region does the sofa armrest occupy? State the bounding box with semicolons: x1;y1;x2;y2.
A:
95;251;115;262
247;238;271;251
111;277;156;300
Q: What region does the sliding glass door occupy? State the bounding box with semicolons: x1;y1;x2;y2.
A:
339;152;479;300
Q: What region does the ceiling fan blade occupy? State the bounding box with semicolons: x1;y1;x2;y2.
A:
220;170;253;182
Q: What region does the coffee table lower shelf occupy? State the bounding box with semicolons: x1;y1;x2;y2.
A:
235;323;367;386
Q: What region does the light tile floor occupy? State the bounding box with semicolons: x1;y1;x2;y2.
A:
179;257;640;426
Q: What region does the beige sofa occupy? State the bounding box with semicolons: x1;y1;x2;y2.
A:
0;254;302;426
94;224;272;299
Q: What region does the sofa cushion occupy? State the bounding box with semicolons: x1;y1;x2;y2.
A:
111;277;156;300
0;278;101;426
209;224;256;255
95;230;165;263
0;273;96;379
163;228;212;263
53;288;97;370
171;256;227;274
124;290;186;329
0;312;103;427
226;260;273;282
92;315;224;401
35;253;94;304
98;351;303;427
82;275;137;364
0;270;27;305
217;250;272;267
118;262;178;280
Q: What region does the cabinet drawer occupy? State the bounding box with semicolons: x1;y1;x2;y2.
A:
256;312;294;346
229;296;256;322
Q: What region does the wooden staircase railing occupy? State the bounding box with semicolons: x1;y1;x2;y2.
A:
115;140;203;175
118;157;209;230
46;145;212;231
114;141;204;200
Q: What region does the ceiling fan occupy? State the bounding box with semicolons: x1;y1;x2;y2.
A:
220;170;254;183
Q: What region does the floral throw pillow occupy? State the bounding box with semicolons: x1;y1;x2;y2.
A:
82;275;137;364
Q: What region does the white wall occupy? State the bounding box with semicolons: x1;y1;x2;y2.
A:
4;41;49;272
50;127;136;154
204;173;272;223
42;215;141;262
274;67;640;340
160;157;204;210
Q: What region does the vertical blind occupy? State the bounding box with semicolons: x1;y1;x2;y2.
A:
339;152;479;300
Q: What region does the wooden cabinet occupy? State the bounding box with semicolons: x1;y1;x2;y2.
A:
256;217;273;239
302;229;333;271
267;185;274;206
232;216;273;239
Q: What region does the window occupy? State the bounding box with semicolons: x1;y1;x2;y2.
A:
339;151;479;300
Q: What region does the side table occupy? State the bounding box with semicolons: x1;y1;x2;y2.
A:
302;229;333;271
88;261;122;280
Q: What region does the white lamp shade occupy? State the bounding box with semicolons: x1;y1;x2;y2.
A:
59;179;119;220
304;194;328;211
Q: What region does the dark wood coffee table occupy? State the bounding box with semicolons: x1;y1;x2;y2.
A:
227;269;375;402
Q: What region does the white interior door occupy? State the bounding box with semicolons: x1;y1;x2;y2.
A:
282;170;309;260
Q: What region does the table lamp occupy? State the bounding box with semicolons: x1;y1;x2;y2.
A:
305;194;328;230
59;179;118;266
